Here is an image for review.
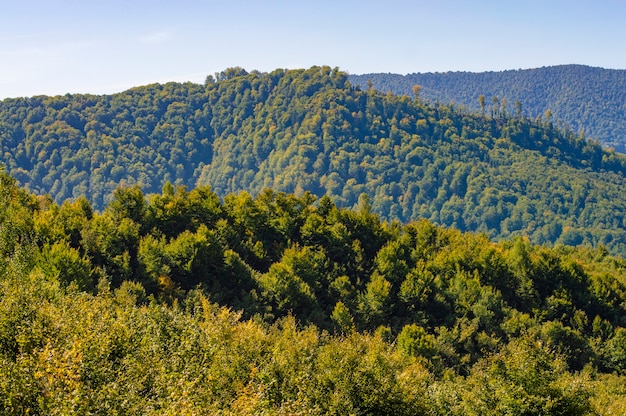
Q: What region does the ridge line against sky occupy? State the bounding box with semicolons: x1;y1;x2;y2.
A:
1;0;625;99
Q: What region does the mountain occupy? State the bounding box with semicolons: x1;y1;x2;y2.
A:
1;66;626;254
349;65;626;152
1;68;626;413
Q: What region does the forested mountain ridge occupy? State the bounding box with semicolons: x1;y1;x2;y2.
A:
0;81;210;208
349;64;626;152
1;168;626;414
1;66;626;254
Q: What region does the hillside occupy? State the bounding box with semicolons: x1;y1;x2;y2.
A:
349;65;626;152
1;66;626;254
1;169;625;414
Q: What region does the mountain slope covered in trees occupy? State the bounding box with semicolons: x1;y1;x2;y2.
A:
1;169;626;414
349;65;626;152
1;66;626;254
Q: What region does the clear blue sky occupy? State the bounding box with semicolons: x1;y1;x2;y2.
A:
1;0;625;99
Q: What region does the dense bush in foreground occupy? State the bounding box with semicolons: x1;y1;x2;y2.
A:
1;171;626;413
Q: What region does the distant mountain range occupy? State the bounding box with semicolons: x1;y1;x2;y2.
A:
1;66;625;254
349;65;626;152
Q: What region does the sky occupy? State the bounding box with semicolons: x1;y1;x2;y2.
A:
1;0;625;99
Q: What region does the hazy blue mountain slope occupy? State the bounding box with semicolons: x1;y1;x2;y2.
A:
349;65;626;152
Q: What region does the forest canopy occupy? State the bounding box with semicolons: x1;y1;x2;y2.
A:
1;168;625;414
1;66;626;256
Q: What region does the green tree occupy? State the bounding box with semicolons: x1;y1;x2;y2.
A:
604;327;626;373
478;94;485;116
397;323;436;359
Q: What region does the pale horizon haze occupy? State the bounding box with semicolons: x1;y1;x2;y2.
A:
1;0;625;99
